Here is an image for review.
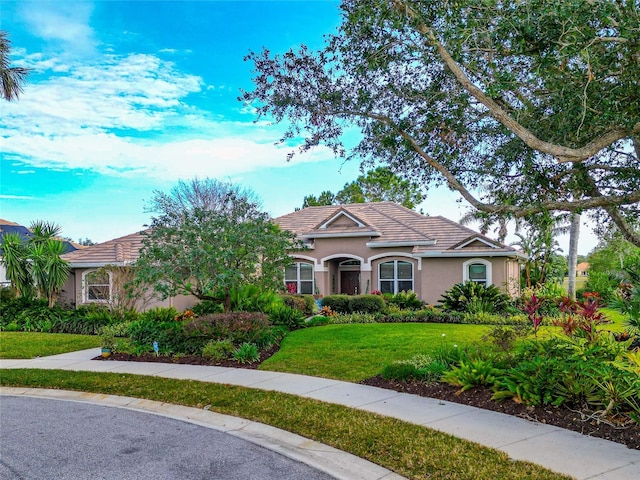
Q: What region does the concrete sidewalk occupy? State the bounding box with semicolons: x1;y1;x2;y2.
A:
2;348;639;480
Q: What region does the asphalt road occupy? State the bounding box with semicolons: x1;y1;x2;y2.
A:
0;396;335;480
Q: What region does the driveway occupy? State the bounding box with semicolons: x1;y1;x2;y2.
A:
0;396;335;480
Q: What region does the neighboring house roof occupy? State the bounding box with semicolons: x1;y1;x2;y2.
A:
61;231;146;267
275;202;526;258
0;220;82;254
577;262;590;272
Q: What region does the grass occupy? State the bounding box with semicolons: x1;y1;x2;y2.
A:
261;323;488;382
0;332;100;359
0;369;570;480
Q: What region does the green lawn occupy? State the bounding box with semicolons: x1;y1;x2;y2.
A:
0;369;570;480
0;332;100;359
261;323;488;382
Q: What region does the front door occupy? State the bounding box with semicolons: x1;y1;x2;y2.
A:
340;271;360;295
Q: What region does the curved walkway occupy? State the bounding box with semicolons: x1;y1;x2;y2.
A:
2;348;639;480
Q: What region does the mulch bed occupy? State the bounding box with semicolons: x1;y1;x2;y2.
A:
96;349;639;450
361;376;640;451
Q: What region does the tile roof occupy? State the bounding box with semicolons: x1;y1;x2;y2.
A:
274;202;521;256
61;230;146;266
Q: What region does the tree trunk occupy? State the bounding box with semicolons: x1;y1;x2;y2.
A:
567;213;581;301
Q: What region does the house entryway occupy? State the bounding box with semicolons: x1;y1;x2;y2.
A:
340;271;360;295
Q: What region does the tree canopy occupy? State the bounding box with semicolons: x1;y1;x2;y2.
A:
301;166;423;209
242;0;640;246
135;178;299;310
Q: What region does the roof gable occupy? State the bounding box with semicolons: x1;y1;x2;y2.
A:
316;209;368;230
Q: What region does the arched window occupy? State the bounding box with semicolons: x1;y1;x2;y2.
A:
284;262;314;294
82;270;112;303
379;260;413;294
463;259;492;287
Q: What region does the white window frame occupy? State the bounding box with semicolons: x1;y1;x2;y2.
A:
462;259;492;287
378;260;414;294
284;262;314;295
82;269;112;304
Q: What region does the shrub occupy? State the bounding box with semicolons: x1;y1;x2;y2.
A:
442;358;503;392
321;295;351;314
306;315;330;327
139;307;180;323
230;285;283;313
268;305;306;329
387;290;424;310
582;271;619;302
192;300;224;316
329;313;381;324
202;339;235;360
383;354;451;382
126;319;187;354
439;281;512;314
232;342;260;363
349;294;386;314
183;312;273;347
280;294;315;315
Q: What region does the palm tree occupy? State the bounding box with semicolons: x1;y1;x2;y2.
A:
0;221;69;307
1;232;33;298
0;30;29;101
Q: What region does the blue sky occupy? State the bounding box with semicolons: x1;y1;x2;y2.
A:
0;0;598;253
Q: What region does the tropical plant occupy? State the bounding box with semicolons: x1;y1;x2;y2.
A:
232;342;260;363
0;30;29;101
439;281;511;314
1;221;70;307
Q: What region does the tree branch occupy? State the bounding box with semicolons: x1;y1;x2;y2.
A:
389;0;640;164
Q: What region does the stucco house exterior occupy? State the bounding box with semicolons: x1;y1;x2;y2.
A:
274;202;525;305
59;231;196;311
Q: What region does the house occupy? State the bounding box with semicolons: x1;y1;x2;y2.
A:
0;219;81;287
274;202;525;305
59;230;196;311
576;262;589;276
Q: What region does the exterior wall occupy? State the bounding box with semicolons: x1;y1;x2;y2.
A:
290;238;417;297
60;267;197;312
290;237;521;304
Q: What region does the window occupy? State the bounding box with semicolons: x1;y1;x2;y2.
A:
463;259;492;287
284;262;314;294
379;260;413;294
83;270;111;303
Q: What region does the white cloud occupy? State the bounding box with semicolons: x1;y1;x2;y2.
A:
1;48;336;182
19;1;97;54
0;194;34;200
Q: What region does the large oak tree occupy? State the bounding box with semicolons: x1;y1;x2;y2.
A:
242;0;640;246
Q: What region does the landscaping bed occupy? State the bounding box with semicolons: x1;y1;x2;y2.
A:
362;376;640;451
93;345;639;451
94;344;280;370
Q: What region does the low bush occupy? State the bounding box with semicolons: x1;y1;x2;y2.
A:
439;281;512;314
183;312;273;347
126;318;188;354
268;305;306;329
280;294;315;315
139;307;180;323
230;285;283;313
321;295;351;314
582;272;619;302
330;313;381;324
192;300;224;316
349;294;386;314
232;342;260;363
386;291;424;310
202;339;235;360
